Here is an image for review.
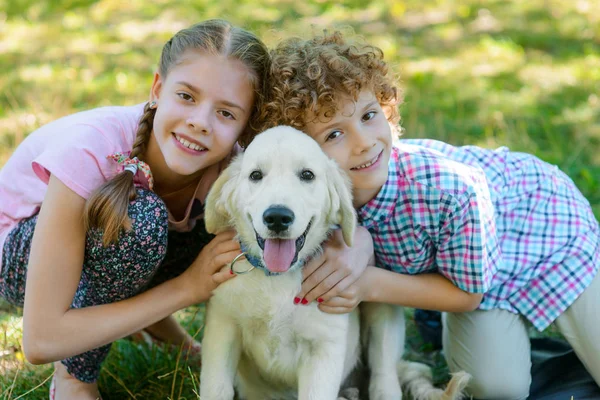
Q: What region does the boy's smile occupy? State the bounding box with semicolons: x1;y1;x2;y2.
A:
350;149;384;171
303;91;393;208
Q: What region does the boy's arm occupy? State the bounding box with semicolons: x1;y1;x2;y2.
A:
363;266;483;312
318;265;483;314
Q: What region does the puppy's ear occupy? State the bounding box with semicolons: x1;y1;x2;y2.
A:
204;155;242;234
327;159;357;246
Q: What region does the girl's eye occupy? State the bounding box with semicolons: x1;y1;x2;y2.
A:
219;110;236;120
178;92;193;102
362;111;376;122
326;130;343;141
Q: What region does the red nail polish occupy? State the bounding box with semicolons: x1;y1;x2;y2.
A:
301;298;309;305
230;270;234;275
293;297;300;304
317;298;323;303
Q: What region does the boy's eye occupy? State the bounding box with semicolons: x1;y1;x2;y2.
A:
362;111;376;122
177;92;193;102
326;130;343;141
219;110;236;120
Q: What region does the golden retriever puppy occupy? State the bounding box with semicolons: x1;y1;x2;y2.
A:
201;126;469;400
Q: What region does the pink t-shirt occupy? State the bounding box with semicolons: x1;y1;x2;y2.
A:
0;103;233;269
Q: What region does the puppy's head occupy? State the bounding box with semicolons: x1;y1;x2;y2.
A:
205;126;356;274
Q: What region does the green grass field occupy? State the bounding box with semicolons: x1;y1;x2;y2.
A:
1;0;599;398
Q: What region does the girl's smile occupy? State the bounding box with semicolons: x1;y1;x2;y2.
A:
172;132;208;153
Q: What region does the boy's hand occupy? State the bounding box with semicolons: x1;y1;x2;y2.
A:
296;226;373;306
317;267;376;314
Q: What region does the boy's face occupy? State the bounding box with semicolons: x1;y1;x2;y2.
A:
303;91;392;208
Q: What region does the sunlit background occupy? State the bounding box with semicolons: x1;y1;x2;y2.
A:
1;0;599;398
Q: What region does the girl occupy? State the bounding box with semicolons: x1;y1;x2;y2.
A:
0;19;270;399
260;32;600;399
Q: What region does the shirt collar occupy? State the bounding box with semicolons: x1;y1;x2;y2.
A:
357;146;401;229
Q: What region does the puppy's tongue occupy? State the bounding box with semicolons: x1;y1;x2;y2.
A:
263;239;296;273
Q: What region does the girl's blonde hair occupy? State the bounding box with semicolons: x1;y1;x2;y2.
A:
260;30;402;133
84;19;270;245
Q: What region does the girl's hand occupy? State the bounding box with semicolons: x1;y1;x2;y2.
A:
317;266;376;314
296;226;374;306
180;229;240;304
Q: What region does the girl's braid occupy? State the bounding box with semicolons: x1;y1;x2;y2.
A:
130;102;156;159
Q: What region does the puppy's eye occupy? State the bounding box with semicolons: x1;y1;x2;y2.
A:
299;169;315;181
249;170;263;181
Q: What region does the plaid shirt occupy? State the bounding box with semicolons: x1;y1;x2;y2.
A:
358;139;600;331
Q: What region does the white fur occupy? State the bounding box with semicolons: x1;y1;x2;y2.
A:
201;126;469;400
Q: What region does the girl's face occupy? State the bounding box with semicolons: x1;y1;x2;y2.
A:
149;50;255;179
303;91;392;208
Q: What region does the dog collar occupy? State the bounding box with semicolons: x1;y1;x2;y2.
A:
233;243;304;277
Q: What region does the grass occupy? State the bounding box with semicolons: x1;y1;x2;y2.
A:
0;301;460;399
1;0;599;398
0;301;209;399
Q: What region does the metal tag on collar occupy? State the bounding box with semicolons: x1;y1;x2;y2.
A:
229;253;255;275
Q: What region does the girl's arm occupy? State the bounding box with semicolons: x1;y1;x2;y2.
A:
23;175;236;364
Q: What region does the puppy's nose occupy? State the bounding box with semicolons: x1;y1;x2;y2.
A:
263;206;295;233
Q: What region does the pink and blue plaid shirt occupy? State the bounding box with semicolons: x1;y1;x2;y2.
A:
358;139;600;331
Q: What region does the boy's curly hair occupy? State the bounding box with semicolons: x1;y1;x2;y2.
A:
259;30;402;133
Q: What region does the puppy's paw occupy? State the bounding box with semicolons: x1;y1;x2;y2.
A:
369;372;403;400
199;385;235;400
